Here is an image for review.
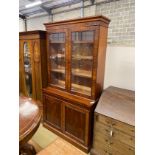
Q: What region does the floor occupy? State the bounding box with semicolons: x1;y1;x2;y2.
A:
29;124;89;155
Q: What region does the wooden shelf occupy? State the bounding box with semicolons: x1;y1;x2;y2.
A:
50;41;65;44
71;83;91;96
51;54;65;59
51;80;65;88
56;80;91;96
72;41;93;44
72;69;92;78
51;68;92;78
72;55;93;60
51;68;65;74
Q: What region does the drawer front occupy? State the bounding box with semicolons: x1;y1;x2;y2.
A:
95;113;135;136
93;132;134;155
93;114;135;155
94;121;134;147
93;141;115;155
112;128;135;148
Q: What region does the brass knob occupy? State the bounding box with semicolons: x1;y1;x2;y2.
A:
110;129;113;137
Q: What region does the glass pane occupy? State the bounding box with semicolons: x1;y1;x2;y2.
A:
50;32;65;42
71;31;94;96
49;32;66;88
72;31;94;42
23;42;32;97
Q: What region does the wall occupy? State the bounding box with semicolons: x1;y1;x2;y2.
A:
96;0;135;46
19;0;135;90
27;15;49;30
19;18;25;32
104;46;134;90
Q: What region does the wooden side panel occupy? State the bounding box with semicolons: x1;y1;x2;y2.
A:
40;38;48;89
91;27;99;99
19;40;26;96
30;40;37;100
44;95;62;130
96;26;108;98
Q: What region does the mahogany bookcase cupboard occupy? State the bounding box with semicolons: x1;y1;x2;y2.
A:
42;16;110;152
19;30;47;104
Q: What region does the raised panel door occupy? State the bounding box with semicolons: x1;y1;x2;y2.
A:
64;102;88;144
44;95;62;130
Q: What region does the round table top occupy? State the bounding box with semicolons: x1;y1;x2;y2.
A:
19;96;41;146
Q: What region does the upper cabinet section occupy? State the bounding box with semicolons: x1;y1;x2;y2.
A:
44;16;110;100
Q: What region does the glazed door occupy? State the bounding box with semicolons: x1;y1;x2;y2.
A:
69;27;97;97
47;30;68;90
19;40;36;99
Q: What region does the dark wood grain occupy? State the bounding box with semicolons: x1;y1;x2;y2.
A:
44;95;62;130
64;103;86;143
19;96;41;146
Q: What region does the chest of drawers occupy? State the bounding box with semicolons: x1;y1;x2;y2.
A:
91;86;135;155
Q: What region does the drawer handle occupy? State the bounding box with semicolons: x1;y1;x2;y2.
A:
110;129;113;137
105;129;114;137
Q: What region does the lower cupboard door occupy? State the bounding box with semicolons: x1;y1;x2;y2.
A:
44;95;62;130
63;102;88;144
